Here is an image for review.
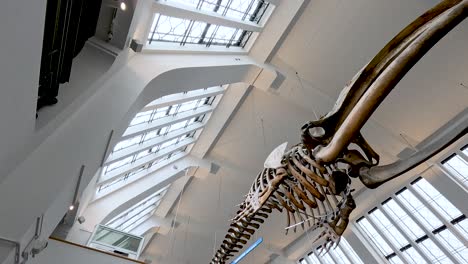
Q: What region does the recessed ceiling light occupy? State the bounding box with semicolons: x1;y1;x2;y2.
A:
120;2;127;11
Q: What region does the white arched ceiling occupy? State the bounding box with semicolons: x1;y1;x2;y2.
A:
0;51;276;263
138;1;468;263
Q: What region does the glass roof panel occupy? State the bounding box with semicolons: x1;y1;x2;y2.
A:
148;14;251;47
168;0;268;22
97;89;222;195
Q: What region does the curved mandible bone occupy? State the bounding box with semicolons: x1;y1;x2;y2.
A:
315;0;468;163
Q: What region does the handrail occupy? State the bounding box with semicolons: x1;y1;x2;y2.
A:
0;236;20;264
49;237;145;264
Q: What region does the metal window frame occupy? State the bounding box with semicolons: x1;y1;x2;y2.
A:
297;237;364;264
96;88;223;204
87;224;145;258
147;0;269;47
354;177;468;264
106;187;170;230
439;143;468;190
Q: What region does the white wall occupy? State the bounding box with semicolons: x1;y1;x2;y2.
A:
30;239;142;264
0;52;273;263
35;44;116;131
0;0;46;183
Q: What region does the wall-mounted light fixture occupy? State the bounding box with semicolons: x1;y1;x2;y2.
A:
105;0;127;11
104;0;127;41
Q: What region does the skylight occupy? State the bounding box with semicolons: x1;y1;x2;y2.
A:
148;0;271;48
95;87;224;196
148;14;252;47
168;0;270;22
298;237;364;264
106;186;170;233
441;144;468;189
355;177;467;263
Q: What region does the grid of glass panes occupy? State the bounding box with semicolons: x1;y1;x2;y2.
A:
298;237;364;264
106;186;170;233
127;96;214;128
356;177;468;263
102;131;196;176
167;0;270;23
113;114;205;155
97;149;186;193
95;88;223;196
441;144;468;189
89;225;143;255
148;14;252;47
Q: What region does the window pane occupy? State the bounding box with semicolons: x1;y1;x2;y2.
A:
299;238;363;264
148;14;252;47
462;145;468;156
339;238;364;264
319;250;335;264
168;120;187;133
382;199;453;263
419;238;454;264
130;110;152;126
437;229;468;263
357;176;467;264
397;189;443;231
368;208;428;264
97;152;183;193
442;154;468;187
106;187;169;233
160;138;179;150
368;209;409;249
151;106;169;121
144;130;159;142
113;135;142;153
382;199;426;240
105;156;133;174
356;218;394;256
388;256;405;264
307;253;321;264
455;218;468;240
402;246;426;264
93;226;142;252
178;100;199;112
98;89;223;194
169;0;269;23
331;246;351;264
412;178;463;222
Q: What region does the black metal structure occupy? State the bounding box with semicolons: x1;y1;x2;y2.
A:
37;0;103;111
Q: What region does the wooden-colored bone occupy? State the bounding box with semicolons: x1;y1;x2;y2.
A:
210;2;467;263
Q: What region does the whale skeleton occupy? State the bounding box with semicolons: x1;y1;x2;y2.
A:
210;1;468;263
